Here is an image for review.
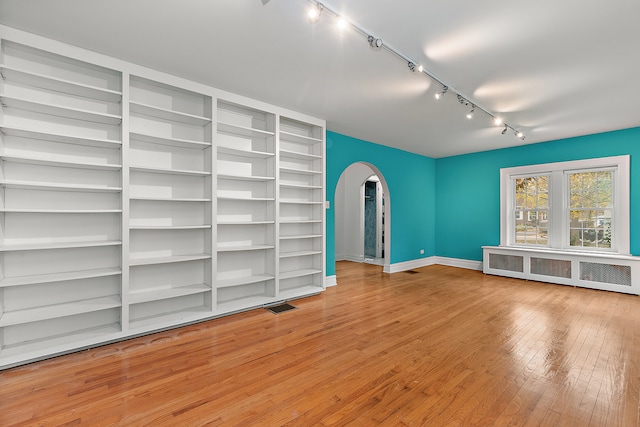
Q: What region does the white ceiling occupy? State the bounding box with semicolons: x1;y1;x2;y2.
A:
1;0;638;158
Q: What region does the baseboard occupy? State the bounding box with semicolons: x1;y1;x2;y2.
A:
434;256;483;271
343;255;364;263
384;256;437;273
324;275;337;287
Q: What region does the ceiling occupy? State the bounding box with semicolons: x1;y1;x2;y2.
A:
0;0;638;158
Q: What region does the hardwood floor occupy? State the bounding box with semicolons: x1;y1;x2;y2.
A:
1;261;639;426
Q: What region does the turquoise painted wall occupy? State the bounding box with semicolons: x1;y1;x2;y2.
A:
435;127;640;261
326;131;436;276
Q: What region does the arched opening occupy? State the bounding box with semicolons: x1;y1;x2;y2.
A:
334;162;391;273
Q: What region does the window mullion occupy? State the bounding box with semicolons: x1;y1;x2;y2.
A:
549;170;565;249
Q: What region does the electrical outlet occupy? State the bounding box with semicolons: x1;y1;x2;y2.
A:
420;249;425;254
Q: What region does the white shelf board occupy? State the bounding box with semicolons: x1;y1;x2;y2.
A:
217;174;274;182
0;295;121;327
280;183;322;190
0;95;122;125
279;250;323;258
129;306;211;331
278;285;323;300
0;323;122;362
280;200;323;205
280;167;322;176
216;274;275;289
279;234;322;240
216;195;275;202
0;267;121;288
279;269;322;280
217;122;275;138
279;130;323;145
216;244;275;252
130;101;211;126
217;145;274;159
129;283;211;304
130;165;211;177
0;209;122;214
0;126;122;148
129;253;211;266
130;196;211;202
0;240;122;252
217;220;274;225
0;65;122;102
280;219;322;224
130;225;211;230
279;149;322;160
0;180;122;193
0;154;121;171
129;131;211;149
216;295;274;314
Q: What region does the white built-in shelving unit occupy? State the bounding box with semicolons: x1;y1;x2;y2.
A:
0;25;326;369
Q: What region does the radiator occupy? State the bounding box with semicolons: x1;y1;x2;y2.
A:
482;246;640;295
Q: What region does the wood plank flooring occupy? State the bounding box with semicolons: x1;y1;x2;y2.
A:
1;261;639;426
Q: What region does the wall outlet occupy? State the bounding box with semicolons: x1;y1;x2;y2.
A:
420;249;425;254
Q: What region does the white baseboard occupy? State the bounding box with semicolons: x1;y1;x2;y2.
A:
384;256;437;273
434;256;483;271
343;255;364;263
324;275;337;287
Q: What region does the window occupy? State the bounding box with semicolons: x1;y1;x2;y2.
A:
500;156;630;254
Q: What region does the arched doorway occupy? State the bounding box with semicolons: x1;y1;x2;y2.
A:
334;162;390;272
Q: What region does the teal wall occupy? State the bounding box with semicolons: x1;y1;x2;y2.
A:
326;131;436;276
435;127;640;261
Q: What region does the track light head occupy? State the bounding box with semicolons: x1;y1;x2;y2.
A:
307;3;323;23
516;131;525;140
466;106;475;119
457;94;470;106
367;35;383;48
418;64;424;73
501;125;508;135
494;117;503;126
408;61;416;72
435;86;448;100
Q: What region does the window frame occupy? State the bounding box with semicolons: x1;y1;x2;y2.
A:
500;155;630;255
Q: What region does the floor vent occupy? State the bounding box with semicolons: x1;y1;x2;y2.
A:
265;303;297;314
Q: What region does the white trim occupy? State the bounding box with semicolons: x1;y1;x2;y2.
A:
500;155;630;254
435;257;483;271
324;275;337;287
385;257;436;273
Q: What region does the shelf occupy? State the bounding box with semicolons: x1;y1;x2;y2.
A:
130;196;211;203
217;220;274;225
0;126;122;148
130;225;211;230
217;122;275;138
217;145;274;159
216;195;275;202
0;154;121;171
280;166;322;176
129;253;211;267
216;274;275;289
280;183;323;190
279;250;323;258
0;295;121;327
217;174;274;182
279;149;322;160
0;209;122;214
280;269;322;280
279;130;323;145
129;306;211;331
278;285;323;300
279;234;322;240
130;101;211;126
217;244;274;252
0;268;121;288
129;283;211;305
0;95;122;125
0;180;122;193
280;219;322;224
280;200;323;205
216;295;274;314
0;65;122;102
130;165;211;177
0;240;121;252
129;131;210;149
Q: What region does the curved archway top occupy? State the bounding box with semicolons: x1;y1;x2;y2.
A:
334;162;391;272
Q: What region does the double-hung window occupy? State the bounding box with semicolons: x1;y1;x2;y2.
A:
500;156;630;254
